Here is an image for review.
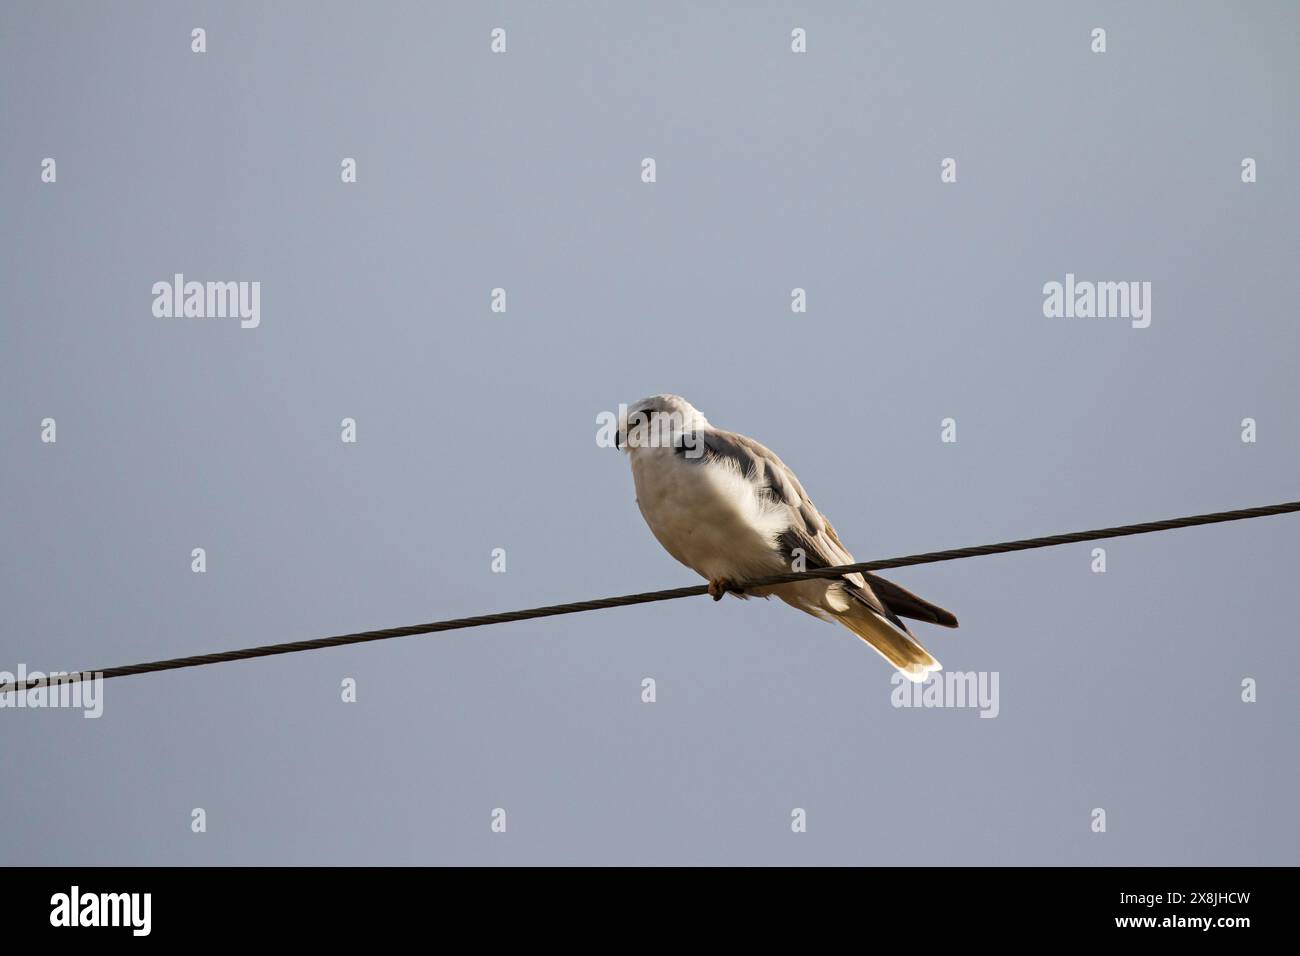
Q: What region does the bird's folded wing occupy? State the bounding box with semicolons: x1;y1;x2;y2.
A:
694;428;905;627
692;427;957;631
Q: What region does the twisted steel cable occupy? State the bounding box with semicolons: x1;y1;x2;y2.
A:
4;500;1297;692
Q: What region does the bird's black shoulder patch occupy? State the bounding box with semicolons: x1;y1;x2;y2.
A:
681;430;798;508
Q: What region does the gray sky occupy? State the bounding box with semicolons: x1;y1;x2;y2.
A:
2;1;1297;865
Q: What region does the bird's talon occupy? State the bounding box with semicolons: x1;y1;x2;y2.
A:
708;578;742;601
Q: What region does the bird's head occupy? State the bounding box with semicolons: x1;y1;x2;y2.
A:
617;394;710;452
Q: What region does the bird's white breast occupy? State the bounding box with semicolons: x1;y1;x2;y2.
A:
628;445;789;582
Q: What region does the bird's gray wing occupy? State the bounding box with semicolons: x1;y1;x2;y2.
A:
683;428;958;630
682;428;909;629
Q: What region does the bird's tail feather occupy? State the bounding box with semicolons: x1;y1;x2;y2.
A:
835;605;941;682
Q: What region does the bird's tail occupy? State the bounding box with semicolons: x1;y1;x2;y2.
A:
834;603;941;682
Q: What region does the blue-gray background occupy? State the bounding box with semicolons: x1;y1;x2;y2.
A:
2;1;1297;865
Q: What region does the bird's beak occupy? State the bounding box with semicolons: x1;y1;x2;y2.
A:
614;428;623;451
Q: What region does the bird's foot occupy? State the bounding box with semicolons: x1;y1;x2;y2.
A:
708;578;743;601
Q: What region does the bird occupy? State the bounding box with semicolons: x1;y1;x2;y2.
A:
616;394;957;680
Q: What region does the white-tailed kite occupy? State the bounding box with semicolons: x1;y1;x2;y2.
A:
617;394;957;680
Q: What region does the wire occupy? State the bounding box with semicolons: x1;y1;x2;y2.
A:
4;500;1297;692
